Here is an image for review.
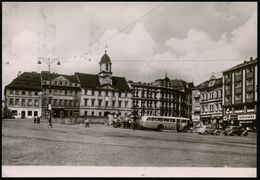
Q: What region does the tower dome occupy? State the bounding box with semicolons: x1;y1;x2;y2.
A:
99;50;111;64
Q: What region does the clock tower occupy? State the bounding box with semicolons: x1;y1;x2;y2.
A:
98;50;112;86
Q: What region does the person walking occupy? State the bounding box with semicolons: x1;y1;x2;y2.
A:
49;115;52;128
34;116;37;124
85;118;90;128
37;116;40;124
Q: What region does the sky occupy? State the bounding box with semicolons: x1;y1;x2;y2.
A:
2;2;257;97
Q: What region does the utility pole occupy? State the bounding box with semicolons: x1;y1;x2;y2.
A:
38;57;61;127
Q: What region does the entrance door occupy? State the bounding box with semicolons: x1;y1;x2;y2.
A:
21;111;25;119
104;111;110;117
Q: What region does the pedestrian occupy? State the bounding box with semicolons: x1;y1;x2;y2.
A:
34;116;37;124
37;116;40;124
49;116;52;128
85;118;90;128
176;121;180;132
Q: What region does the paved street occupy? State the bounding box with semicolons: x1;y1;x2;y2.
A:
2;119;256;167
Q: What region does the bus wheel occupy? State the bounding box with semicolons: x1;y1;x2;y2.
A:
157;125;164;132
183;126;188;133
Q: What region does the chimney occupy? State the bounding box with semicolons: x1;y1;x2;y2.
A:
250;57;253;61
17;71;21;77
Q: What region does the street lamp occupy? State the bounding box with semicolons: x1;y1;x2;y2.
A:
38;57;61;127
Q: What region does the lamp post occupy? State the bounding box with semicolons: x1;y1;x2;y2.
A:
38;57;61;127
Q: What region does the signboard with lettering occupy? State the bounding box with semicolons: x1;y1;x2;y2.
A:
238;114;256;120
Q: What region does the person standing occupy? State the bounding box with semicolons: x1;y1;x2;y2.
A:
34;116;37;124
85;118;90;128
37;116;40;124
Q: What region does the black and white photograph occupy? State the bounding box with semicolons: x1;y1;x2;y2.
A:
2;1;257;177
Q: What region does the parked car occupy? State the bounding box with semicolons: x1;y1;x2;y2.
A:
223;126;248;136
197;125;220;135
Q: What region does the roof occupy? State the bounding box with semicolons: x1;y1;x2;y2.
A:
5;72;42;91
194;77;222;90
170;79;194;90
99;51;111;64
76;73;130;91
41;71;79;83
223;57;257;73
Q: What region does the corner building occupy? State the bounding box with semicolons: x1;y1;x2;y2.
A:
222;57;257;128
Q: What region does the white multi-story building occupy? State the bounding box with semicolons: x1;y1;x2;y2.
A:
76;51;132;117
4;72;42;119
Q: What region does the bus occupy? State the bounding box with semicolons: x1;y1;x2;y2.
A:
140;116;191;132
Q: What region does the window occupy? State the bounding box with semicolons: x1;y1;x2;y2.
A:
92;99;95;106
112;101;115;107
22;91;25;95
105;101;108;107
74;100;78;107
34;99;39;106
10;90;14;94
15;98;20;105
28;111;32;116
235;70;241;76
235;82;242;88
65;91;67;96
91;111;94;116
64;100;67;107
235;94;242;101
12;110;17;116
69;100;73;107
21;99;26;106
15;90;19;95
84;111;88;116
106;91;108;96
59;100;63;106
246;79;253;86
98;91;101;96
99;112;102;117
34;111;38;116
92;90;95;96
246;67;253;73
118;92;121;97
246;92;253;99
35;91;38;96
118;101;122;107
60;82;62;85
84;99;88;106
28;99;32;106
98;100;102;106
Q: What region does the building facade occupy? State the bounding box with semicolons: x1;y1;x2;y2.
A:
222;57;257;128
129;76;190;118
41;71;81;118
76;51;132;117
192;75;223;128
4;72;42;119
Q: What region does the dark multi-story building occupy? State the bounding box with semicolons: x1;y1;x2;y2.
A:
4;72;42;119
192;75;223;128
222;57;257;128
41;71;81;118
129;75;191;118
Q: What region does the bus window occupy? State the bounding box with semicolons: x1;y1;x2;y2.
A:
181;120;186;123
164;119;169;122
152;118;156;121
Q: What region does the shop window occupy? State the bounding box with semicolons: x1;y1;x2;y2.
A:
22;91;25;95
34;111;38;117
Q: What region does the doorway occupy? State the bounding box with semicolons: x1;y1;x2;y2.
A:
21;111;25;119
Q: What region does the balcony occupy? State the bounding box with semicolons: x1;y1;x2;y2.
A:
225;89;231;95
246;85;254;92
225;78;231;84
234;75;242;82
246;72;254;79
246;98;254;103
234;87;242;94
235;99;242;104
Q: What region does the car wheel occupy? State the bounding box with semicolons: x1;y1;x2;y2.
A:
183;126;188;133
157;125;164;132
204;131;208;135
243;132;248;136
215;131;220;135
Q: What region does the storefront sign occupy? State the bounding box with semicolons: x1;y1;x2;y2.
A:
238;114;256;120
48;104;52;110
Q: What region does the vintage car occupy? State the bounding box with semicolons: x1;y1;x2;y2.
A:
197;125;220;135
223;126;248;136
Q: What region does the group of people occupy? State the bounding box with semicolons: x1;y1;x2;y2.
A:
34;116;41;124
